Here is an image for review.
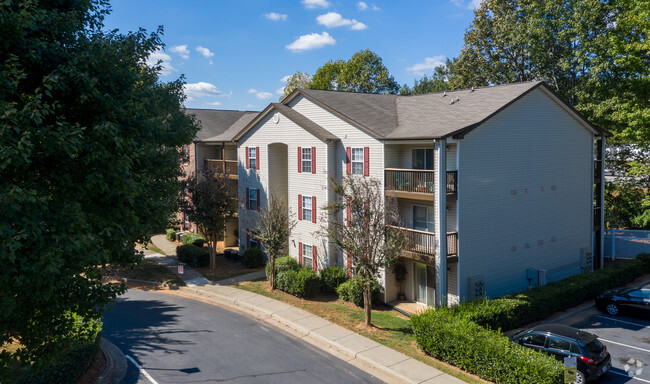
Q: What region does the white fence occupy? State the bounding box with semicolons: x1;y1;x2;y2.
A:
604;229;650;260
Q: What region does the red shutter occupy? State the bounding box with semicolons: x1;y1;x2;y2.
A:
311;147;316;174
297;146;302;173
313;245;317;270
346;201;351;227
245;147;249;169
347;254;352;278
256;188;260;211
299;242;303;265
298;194;302;220
255;147;260;170
312;196;316;223
364;147;369;176
246;188;249;210
346;147;351;175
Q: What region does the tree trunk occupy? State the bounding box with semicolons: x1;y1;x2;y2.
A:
209;243;217;269
269;254;276;290
363;281;372;325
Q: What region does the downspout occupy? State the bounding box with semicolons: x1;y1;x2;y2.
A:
435;139;448;308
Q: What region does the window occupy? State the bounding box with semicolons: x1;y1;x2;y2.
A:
547;336;571;352
248;189;257;210
248;147;257;169
184;187;189;199
302;243;313;269
301;147;312;173
412;148;434;170
181;145;190;165
183;214;189;230
520;334;546;347
302;196;312;222
351;148;364;175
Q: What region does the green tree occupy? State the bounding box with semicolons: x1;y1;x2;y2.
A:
323;176;404;325
400;63;454;95
179;167;237;268
254;195;297;289
281;71;312;100
0;0;198;366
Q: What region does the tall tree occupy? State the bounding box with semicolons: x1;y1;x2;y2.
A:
281;71;312;100
323;176;404;325
179;167;237;268
254;195;297;289
400;63;454;95
0;0;198;364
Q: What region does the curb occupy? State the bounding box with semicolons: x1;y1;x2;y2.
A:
94;337;127;384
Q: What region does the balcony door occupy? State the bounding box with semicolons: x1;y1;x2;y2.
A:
414;263;436;306
413;206;434;233
412;149;434;170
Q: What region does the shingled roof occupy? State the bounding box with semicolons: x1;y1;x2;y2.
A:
186;109;258;141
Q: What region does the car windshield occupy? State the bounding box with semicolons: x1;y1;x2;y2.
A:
584;338;605;355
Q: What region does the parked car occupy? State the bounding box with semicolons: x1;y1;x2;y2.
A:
596;281;650;317
505;324;611;383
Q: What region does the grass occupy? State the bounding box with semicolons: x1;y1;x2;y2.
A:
234;280;487;384
143;242;166;256
101;259;185;286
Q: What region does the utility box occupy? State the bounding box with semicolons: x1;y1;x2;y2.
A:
468;275;485;300
580;247;593;272
538;269;548;286
526;268;539;287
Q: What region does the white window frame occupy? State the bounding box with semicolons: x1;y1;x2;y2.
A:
302;243;313;269
302;195;312;222
182;145;190;165
351;147;364;175
248;189;257;210
248;147;257;169
301;147;312;173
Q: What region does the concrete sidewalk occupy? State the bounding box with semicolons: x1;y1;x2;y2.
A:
148;234;464;383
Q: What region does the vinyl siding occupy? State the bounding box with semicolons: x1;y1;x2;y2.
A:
457;88;594;300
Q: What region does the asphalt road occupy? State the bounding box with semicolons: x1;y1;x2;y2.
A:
102;289;384;384
557;307;650;383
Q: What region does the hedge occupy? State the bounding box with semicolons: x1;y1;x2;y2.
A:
165;228;176;241
320;266;348;293
277;268;320;298
242;247;265;268
180;232;204;246
336;277;383;308
411;310;562;384
265;255;300;281
176;244;209;268
449;253;650;331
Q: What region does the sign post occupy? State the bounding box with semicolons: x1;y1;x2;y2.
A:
564;356;577;383
178;265;184;274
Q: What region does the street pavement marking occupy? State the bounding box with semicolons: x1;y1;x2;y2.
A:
608;370;650;383
597;338;650;353
126;355;159;384
595;315;650;328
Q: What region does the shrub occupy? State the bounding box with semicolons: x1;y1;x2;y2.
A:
265;255;300;281
165;228;176;241
176;244;209;268
411;309;562;384
336;277;383;308
242;247;265;268
277;268;320;298
320;266;347;293
181;232;204;246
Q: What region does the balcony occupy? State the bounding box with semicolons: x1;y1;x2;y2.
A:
205;159;238;179
385;169;457;200
390;226;458;263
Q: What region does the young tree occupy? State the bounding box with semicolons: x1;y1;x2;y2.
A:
281;71;312;100
179;167;237;268
0;0;198;364
254;195;297;289
323;176;405;325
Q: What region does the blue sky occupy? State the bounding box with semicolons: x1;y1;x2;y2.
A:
103;0;481;111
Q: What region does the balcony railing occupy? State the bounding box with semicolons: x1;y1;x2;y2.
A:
389;226;459;259
205;159;238;176
385;169;458;195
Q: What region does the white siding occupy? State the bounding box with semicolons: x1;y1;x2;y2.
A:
457;88;594;300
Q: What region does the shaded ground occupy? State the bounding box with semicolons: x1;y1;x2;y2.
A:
101;259;185;286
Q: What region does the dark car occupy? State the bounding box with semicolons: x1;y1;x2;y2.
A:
595;281;650;317
505;324;610;383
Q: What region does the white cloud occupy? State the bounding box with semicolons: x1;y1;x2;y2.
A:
170;44;189;59
256;92;273;100
302;0;330;9
196;46;214;58
205;101;222;106
265;12;287;21
183;82;223;99
276;87;285;95
357;1;368;10
468;0;483;9
145;48;175;76
316;12;367;30
451;0;483;9
247;89;258;94
246;104;257;108
280;75;291;82
406;55;447;75
371;4;380;10
286;32;336;52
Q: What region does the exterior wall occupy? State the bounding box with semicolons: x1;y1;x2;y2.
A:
457;88;594;300
195;143;221;171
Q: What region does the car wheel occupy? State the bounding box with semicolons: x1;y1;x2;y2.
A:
606;302;620;316
574;370;585;384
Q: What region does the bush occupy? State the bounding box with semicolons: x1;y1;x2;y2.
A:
450;253;650;331
181;232;204;246
277;268;320;298
176;244;209;268
320;266;347;293
242;247;265;268
336;277;383;308
165;228;176;241
265;255;300;281
411;309;562;384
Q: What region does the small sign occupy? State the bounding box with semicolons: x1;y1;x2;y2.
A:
564;356;577;383
178;265;184;274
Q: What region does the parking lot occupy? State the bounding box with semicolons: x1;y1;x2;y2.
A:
557;307;650;383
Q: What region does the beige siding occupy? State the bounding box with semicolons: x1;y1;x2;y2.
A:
457;88;594;300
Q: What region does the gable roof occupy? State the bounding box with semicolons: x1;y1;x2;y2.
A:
233;103;339;142
203;113;258;142
185;109;258;142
